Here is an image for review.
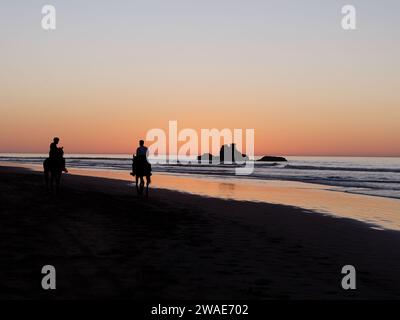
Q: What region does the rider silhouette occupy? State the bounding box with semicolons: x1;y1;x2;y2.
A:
136;140;148;157
49;137;68;173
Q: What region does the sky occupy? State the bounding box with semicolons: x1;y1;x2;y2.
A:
0;0;399;156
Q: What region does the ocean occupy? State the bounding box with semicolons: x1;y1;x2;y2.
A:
1;154;399;200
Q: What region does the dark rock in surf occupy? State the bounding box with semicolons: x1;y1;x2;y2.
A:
257;156;287;162
197;153;218;164
219;144;249;164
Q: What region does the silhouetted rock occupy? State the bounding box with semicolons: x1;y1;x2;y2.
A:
197;144;250;164
219;144;249;164
197;153;218;164
257;156;287;162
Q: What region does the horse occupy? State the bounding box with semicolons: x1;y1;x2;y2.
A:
43;158;63;193
130;156;151;197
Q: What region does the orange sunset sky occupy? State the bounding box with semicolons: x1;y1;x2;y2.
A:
1;1;399;156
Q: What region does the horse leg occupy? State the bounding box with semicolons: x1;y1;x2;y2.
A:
50;171;55;193
135;176;140;195
44;169;49;191
139;176;144;195
145;176;149;198
55;172;61;194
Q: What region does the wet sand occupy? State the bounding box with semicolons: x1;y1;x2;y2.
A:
4;161;399;231
1;165;400;299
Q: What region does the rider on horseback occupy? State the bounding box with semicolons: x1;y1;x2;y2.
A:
131;140;152;196
49;137;68;173
44;137;68;193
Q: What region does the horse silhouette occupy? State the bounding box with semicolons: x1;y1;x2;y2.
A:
43;145;66;193
131;155;151;197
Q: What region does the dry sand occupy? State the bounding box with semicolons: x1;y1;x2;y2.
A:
1;166;400;299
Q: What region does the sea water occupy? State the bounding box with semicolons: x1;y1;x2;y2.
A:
1;154;399;200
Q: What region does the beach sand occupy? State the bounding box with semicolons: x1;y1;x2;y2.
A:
1;165;400;299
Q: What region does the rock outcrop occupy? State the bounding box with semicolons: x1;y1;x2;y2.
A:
257;156;287;162
219;144;248;164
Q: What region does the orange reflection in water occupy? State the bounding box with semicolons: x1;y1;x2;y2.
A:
65;167;400;232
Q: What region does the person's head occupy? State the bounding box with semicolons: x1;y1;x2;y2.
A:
53;137;60;144
139;140;144;146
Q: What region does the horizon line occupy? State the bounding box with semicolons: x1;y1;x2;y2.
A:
0;152;399;158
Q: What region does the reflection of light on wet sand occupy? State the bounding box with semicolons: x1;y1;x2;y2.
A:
218;182;236;196
3;162;400;231
70;169;400;231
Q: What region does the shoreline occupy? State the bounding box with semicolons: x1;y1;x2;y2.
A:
1;165;400;299
1;155;399;201
2;161;400;231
